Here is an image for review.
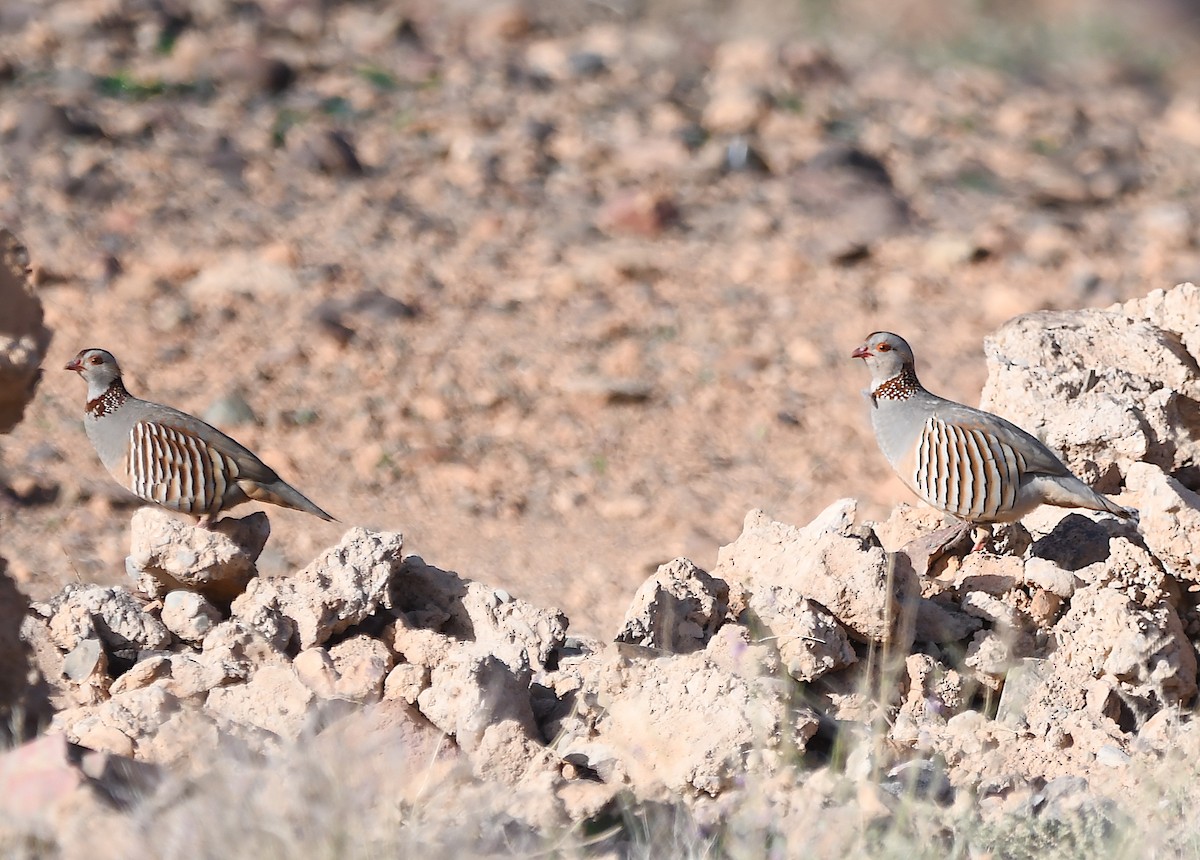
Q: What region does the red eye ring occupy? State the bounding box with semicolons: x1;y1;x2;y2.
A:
876;342;891;352
89;355;102;365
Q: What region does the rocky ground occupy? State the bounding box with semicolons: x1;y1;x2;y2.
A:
3;0;1200;857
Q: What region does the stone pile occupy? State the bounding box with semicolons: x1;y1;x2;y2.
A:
4;285;1200;848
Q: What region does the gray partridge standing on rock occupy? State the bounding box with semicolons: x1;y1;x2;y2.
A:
852;332;1134;543
67;348;335;526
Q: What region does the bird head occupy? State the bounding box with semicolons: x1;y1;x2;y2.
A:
852;332;916;386
66;348;124;396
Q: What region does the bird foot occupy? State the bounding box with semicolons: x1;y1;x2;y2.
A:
979;521;1032;557
970;525;994;554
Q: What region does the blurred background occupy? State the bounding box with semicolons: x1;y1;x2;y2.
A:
2;0;1200;637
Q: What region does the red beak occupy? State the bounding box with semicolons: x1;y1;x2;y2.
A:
65;358;82;372
851;345;870;359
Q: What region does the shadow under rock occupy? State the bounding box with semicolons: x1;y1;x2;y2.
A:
387;555;476;643
1030;513;1125;571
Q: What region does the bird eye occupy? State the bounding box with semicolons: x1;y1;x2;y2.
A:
89;355;102;365
877;342;891;352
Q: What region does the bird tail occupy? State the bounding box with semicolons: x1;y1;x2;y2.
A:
1103;498;1139;521
241;479;337;522
1040;474;1136;521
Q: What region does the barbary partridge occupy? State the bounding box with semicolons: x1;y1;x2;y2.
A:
852;332;1133;540
67;348;335;526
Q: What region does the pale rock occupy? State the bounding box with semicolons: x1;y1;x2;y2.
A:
330;635;394;703
488;748;569;833
1053;584;1196;707
38;584;171;654
97;683;180;742
1095;744;1131;767
1073;535;1168;597
980;298;1200;478
954;554;1022;596
206;664;316;740
383;662;429;704
741;591;857;682
108;654;168;695
67;719;134;757
416;647;538;753
1136;708;1182;754
1125;461;1200;584
996;657;1051;727
557;778;622;823
137;704;222;767
914;598;983;644
1084;678;1122;721
472;719;561;786
232;528;402;649
312;699;452;798
21;615;80;710
872;503;945;552
391;556;567;670
226;581;295;651
126;509;269;601
942;710;989;752
1120;282;1200;359
702;623;782;679
160;653;233;699
965;629;1022;686
1022;557;1077;598
293;648;338;699
960;591;1027;632
457;582;567;670
390;619;455;669
61;637;109;703
60;682;181;757
614;557;729;653
200;619;288;682
160;590;222;642
592;645;819;797
712;504;914;646
1028;589;1064;626
892;654;968;744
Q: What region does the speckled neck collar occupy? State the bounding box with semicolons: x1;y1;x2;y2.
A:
87;380;129;418
872;366;921;403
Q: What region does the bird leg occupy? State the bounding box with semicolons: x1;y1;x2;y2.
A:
970;524;994;553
